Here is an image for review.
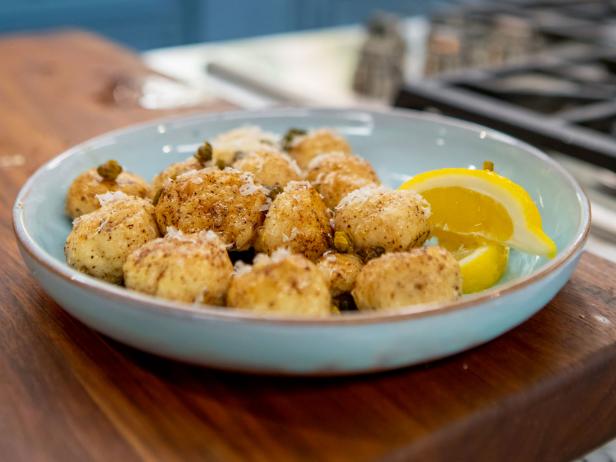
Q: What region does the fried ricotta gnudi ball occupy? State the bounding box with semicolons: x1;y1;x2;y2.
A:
152;142;216;199
154;167;269;250
64;193;159;284
352;247;462;311
232;149;302;190
227;249;331;316
317;251;363;297
123;229;233;305
65;160;151;219
306;152;380;208
334;185;431;259
286;128;352;169
151;156;203;198
211;126;279;168
255;181;332;260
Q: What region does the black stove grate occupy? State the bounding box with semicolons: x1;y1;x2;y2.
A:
395;0;616;171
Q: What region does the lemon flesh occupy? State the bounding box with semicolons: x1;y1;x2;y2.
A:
433;229;509;294
458;244;509;294
400;168;557;258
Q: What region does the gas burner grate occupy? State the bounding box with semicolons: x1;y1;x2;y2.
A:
396;0;616;171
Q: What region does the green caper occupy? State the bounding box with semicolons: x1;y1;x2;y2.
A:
282;128;307;151
483;160;495;171
195;141;213;165
333;231;353;253
97;160;123;181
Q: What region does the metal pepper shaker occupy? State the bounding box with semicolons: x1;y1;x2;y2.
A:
353;13;407;102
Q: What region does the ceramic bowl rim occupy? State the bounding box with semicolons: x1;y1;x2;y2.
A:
13;106;591;326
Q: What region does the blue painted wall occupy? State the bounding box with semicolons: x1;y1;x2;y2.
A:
0;0;447;50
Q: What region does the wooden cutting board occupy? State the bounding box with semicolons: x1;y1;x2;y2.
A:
1;31;616;462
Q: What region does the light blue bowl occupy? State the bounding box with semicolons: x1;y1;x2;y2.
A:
13;108;590;375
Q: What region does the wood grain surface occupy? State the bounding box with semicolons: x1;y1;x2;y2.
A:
2;31;616;462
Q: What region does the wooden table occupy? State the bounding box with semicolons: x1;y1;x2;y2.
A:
2;31;616;462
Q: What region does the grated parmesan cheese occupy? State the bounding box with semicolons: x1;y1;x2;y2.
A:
166;226;186;240
306;151;348;171
288;133;307;149
238;172;267;196
284;180;311;192
194;287;210;304
239;182;259;196
335;184;389;210
418;196;432;218
213;126;279;159
270;247;292;263
233;260;253;276
176;169;200;181
114;176;133;185
240;152;266;170
259;197;272;212
280;152;303;175
166;227;225;247
197;229;225;246
95;218;109;234
96;191;130;206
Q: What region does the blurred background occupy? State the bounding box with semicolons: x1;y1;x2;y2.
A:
0;0;446;50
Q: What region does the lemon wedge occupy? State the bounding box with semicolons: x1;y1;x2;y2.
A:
400;168;557;258
433;230;509;294
458;243;509;294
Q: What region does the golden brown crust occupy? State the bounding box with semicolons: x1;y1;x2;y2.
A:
255;181;332;260
64;197;159;284
151;157;203;197
123;230;233;304
334;186;431;259
211;126;279;168
65;168;151;218
352;247;462;311
317;251;363;297
154;167;268;250
306;152;380;208
227;250;331;316
232;150;302;189
287;128;352;169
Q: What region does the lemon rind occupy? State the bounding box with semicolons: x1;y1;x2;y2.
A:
402;169;557;258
